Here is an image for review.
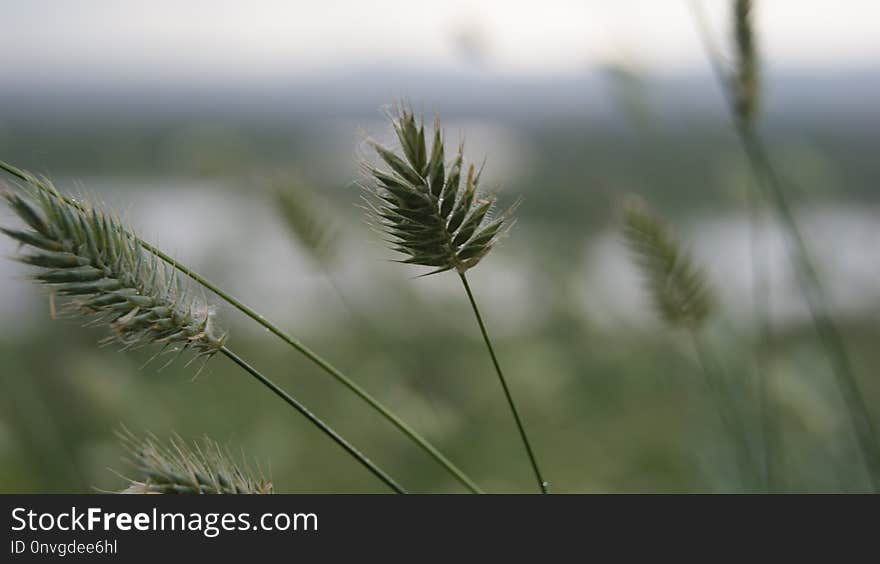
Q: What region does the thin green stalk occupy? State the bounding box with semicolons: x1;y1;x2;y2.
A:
756;344;777;490
689;1;880;491
742;128;880;491
458;272;547;494
693;0;776;491
0;160;482;494
747;184;775;490
689;330;759;491
220;346;406;493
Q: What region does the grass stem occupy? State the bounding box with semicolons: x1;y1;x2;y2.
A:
220;347;406;493
459;272;548;494
0;160;482;494
746;173;775;491
689;330;759;491
689;0;880;491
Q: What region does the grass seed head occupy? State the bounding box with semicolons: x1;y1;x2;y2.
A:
117;430;273;494
273;176;339;266
733;0;759;126
363;103;518;276
1;172;225;360
623;197;715;329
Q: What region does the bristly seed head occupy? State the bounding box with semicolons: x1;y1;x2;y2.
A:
363;103;519;276
1;173;225;360
733;0;759;126
273;176;339;266
623;197;715;329
116;430;273;494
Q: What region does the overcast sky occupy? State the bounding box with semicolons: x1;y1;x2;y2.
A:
2;1;878;82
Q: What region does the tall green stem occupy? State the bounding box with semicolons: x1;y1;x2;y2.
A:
689;1;880;491
689;331;758;491
458;272;548;494
220;347;406;493
0;160;483;494
747;184;775;490
741;128;880;491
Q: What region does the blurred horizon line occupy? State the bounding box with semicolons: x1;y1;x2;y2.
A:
2;65;879;124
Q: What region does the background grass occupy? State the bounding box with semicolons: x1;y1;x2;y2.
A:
1;63;879;493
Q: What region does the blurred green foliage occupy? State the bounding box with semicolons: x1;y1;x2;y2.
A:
1;104;879;493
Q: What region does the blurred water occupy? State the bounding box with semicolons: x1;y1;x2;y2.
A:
582;204;880;330
0;176;540;340
3;178;880;339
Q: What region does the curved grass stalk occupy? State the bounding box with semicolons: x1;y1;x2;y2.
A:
0;173;406;493
689;0;880;492
459;273;548;493
0;160;482;494
220;347;406;493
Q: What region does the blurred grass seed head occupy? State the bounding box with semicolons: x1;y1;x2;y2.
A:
623;198;715;329
273;177;339;266
733;0;759;125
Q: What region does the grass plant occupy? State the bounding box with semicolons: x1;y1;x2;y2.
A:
623;198;759;490
0;159;481;494
363;105;547;493
0;171;406;493
690;0;880;491
116;430;274;495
